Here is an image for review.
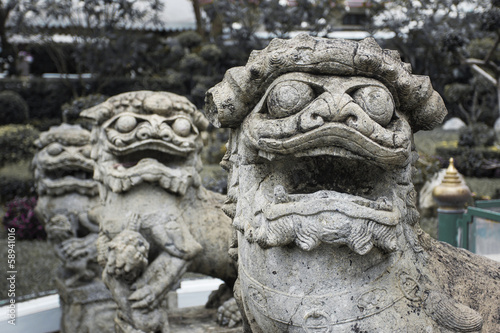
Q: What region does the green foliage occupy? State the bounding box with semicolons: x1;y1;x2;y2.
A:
370;0;499;123
23;79;73;120
467;37;500;60
0;90;29;125
443;83;470;104
13;0;165;80
458;123;496;147
0;124;39;168
0;177;34;204
0;78;75;122
199;44;222;63
179;53;205;72
413;154;443;190
481;7;500;32
436;145;500;178
61;93;108;124
444;78;497;125
202;0;344;58
177;31;203;49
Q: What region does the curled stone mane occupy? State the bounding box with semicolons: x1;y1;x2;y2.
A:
206;34;447;132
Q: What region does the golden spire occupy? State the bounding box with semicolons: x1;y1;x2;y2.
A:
432;158;472;210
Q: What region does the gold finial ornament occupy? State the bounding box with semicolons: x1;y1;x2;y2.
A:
432;158;472;210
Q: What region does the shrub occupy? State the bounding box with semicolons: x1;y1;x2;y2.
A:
0;90;29;125
458;123;496;147
0;124;39;168
3;197;46;240
61;93;109;125
0;177;35;204
177;31;203;49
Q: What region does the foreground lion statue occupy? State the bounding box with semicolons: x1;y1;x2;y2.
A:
33;123;115;333
81;91;238;333
205;34;500;332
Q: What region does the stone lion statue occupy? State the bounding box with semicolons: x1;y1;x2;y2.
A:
81;91;239;333
33;123;115;333
205;34;500;332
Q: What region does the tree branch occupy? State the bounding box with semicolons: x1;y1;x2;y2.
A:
485;31;500;64
470;64;498;86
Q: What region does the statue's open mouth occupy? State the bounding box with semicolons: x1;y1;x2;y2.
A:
233;121;409;253
280;155;386;201
102;139;199;195
40;161;98;196
256;154;401;228
246;114;411;218
45;166;94;182
113;148;188;170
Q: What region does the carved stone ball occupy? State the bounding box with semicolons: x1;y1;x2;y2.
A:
352;86;394;127
115;115;137;133
172;118;192;137
267;81;315;118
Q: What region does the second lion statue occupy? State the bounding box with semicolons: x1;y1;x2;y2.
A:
81;91;238;333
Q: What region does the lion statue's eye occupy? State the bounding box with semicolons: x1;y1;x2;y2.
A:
267;81;315;118
172;118;191;137
351;86;394;127
46;143;63;156
115;115;138;133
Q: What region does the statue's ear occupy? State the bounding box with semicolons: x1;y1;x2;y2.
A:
205;67;254;128
80;104;113;125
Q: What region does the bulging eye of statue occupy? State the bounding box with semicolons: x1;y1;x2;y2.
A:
171;118;192;137
267;81;315;118
46;143;63;156
115;115;138;133
351;86;394;127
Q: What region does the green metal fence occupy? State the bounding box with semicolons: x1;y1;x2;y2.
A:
441;199;500;255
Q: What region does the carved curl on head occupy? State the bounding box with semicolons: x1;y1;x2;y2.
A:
81;91;209;132
34;123;91;148
205;34;446;132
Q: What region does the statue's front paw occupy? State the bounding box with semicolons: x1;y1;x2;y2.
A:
129;285;159;309
217;297;242;328
61;238;88;259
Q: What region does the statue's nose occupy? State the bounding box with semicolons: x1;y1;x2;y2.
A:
298;91;380;138
299;92;357;130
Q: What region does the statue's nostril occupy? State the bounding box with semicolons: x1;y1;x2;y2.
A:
299;112;324;132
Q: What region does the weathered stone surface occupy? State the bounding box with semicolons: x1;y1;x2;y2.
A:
33;123;115;333
168;306;242;333
81;91;239;332
205;34;500;332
